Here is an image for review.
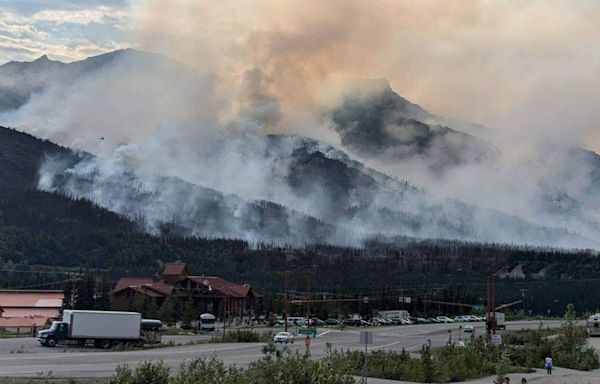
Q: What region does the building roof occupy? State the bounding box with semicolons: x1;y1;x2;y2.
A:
113;277;174;296
0;290;63;308
188;276;253;298
2;308;60;318
163;261;187;276
114;262;254;299
0;316;51;327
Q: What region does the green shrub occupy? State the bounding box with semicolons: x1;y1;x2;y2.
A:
110;345;353;384
110;361;170;384
212;329;273;343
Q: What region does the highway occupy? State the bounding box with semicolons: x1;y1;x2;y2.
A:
0;320;562;378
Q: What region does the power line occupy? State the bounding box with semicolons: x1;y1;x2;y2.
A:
3;278;72;290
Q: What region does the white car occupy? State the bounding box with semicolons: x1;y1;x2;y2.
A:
463;324;474;333
436;316;455;323
273;332;295;344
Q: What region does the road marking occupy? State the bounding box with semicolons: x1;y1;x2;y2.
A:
317;330;331;337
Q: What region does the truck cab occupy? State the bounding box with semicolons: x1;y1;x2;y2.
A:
37;321;68;347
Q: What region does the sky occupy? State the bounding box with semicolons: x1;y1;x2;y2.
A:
0;0;131;62
1;0;600;152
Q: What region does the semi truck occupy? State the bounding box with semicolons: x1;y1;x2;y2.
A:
37;310;162;349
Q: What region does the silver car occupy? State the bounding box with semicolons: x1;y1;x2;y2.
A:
273;331;295;344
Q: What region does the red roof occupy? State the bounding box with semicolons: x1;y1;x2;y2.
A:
188;276;253;298
2;308;60;318
0;290;63;308
163;261;187;276
0;316;51;327
114;263;254;299
113;278;173;295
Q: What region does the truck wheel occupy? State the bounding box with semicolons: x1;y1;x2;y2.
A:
99;339;112;349
112;340;123;348
46;338;57;348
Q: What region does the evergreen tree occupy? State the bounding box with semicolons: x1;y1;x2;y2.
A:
157;295;179;326
95;276;112;310
147;298;159;319
74;272;96;310
181;299;195;329
61;279;74;314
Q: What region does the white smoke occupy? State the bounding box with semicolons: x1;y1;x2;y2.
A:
1;1;600;248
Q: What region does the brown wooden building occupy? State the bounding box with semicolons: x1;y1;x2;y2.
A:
113;262;256;322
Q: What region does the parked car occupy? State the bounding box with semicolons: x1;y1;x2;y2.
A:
273;332;295;344
416;317;430;324
308;318;325;326
342;319;363;327
427;317;441;323
436;316;455;323
463;324;474;333
454;315;469;322
325;318;340;326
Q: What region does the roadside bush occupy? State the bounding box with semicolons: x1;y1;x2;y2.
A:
110;361;170;384
172;356;245;384
212;329;273;343
110;344;353;384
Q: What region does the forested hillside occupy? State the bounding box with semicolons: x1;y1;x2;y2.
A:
1;127;600;315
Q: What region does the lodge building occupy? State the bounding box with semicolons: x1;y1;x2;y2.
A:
112;261;256;322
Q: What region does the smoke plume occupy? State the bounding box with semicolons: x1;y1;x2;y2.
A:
1;1;600;248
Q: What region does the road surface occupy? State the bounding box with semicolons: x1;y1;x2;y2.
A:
0;320;561;378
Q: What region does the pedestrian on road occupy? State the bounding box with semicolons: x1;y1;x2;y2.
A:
545;356;553;375
521;378;527;384
502;377;510;383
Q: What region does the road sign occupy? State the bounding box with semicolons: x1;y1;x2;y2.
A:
298;327;317;337
360;331;373;345
491;334;502;346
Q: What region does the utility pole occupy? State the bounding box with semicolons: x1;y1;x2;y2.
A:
284;270;289;332
519;289;528;318
306;272;311;327
222;292;229;342
486;273;498;342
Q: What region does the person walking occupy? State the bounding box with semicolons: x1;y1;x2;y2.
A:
502;377;510;383
545;355;553;375
521;378;527;384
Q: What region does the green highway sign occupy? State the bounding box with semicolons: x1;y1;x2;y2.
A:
298;327;317;336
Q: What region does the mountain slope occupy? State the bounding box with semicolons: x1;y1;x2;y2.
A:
2;50;600;249
329;79;497;171
0;49;170;113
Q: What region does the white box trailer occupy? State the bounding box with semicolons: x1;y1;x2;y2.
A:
64;310;141;339
37;310;153;349
378;310;410;320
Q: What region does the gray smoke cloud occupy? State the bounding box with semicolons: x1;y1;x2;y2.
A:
1;1;600;248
